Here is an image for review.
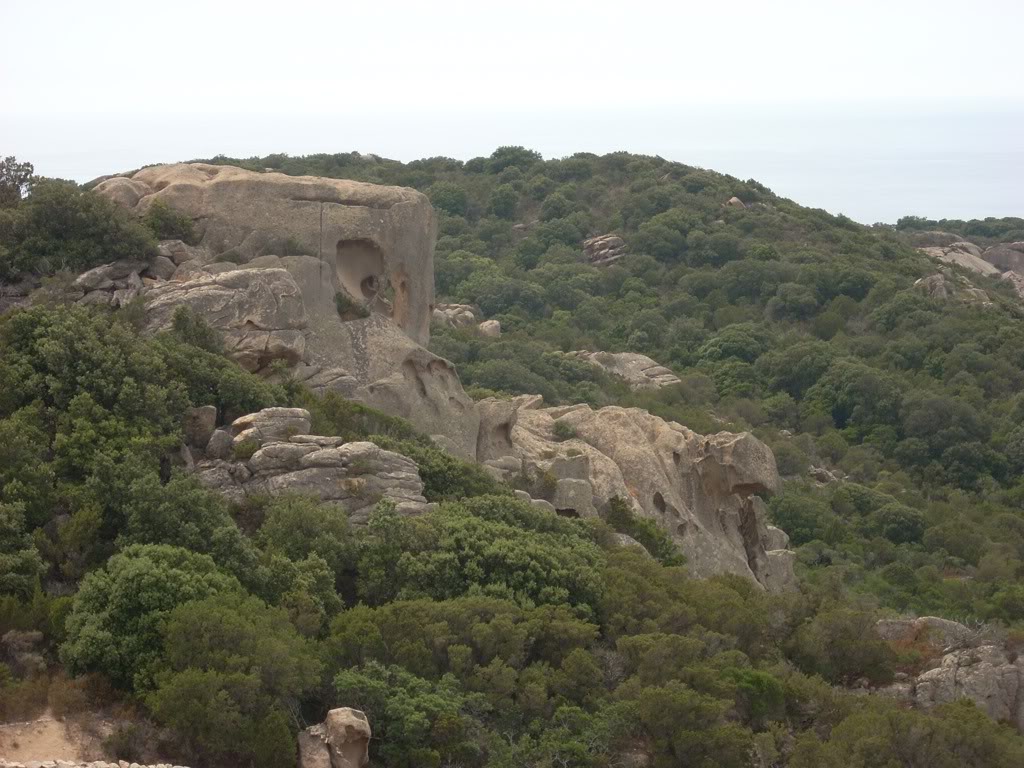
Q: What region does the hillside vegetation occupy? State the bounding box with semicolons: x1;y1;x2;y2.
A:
201;149;1024;626
1;151;1024;766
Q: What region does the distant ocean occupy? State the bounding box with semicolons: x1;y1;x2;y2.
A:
4;106;1021;225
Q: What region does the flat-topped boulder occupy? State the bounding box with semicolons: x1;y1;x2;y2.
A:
95;163;437;345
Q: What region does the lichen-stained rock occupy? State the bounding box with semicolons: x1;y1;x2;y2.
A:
195;410;431;523
95;162;437;346
299;708;371;768
143;268;308;372
479;397;794;589
566;351;681;391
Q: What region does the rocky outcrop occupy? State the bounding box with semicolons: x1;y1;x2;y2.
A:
192;408;431;522
874;616;1024;731
567;351;680;391
432;304;501;338
981;242;1024;274
913;272;991;305
91;164;484;456
919;243;1001;276
916;237;1024;300
477;396;795;590
298;708;371;768
0;763;188;768
582;234;627;267
95;163;436;345
432;303;478;329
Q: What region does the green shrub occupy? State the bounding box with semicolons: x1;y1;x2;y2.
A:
335;291;370;320
553;420;577;441
142;199;196;243
0;180;155;279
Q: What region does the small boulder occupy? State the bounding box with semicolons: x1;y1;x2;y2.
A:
478;319;501;337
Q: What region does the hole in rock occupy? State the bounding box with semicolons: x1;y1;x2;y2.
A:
336;239;386;303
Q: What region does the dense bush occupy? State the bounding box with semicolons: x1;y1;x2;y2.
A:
0;179;155;279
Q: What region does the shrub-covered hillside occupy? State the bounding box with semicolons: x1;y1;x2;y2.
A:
2;152;1024;767
199;149;1024;625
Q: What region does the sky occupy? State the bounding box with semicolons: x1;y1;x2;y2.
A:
2;0;1022;223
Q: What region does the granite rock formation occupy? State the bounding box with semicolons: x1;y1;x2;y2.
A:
566;350;681;391
875;616;1024;731
95;163;436;344
475;396;795;590
191;407;432;522
582;234;627;267
298;708;371;768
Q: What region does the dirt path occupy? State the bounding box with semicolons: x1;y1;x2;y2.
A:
0;711;108;762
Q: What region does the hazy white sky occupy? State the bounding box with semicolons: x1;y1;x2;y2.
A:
2;0;1022;222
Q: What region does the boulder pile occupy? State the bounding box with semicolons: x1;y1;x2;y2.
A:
190;407;432;522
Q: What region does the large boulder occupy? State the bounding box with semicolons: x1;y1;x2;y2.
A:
982;242;1024;274
93;163;480;454
299;708;371;768
478;397;794;590
95;162;437;345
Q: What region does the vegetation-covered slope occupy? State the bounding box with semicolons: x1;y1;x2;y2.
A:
2;151;1024;767
199;149;1024;625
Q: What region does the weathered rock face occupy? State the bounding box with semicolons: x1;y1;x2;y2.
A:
567;351;681;391
193;408;431;522
96;163;437;345
477;396;794;590
299;708;371;768
582;234;627;267
982;242;1024;274
874;616;1024;731
145;267;308;372
91;164;482;455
